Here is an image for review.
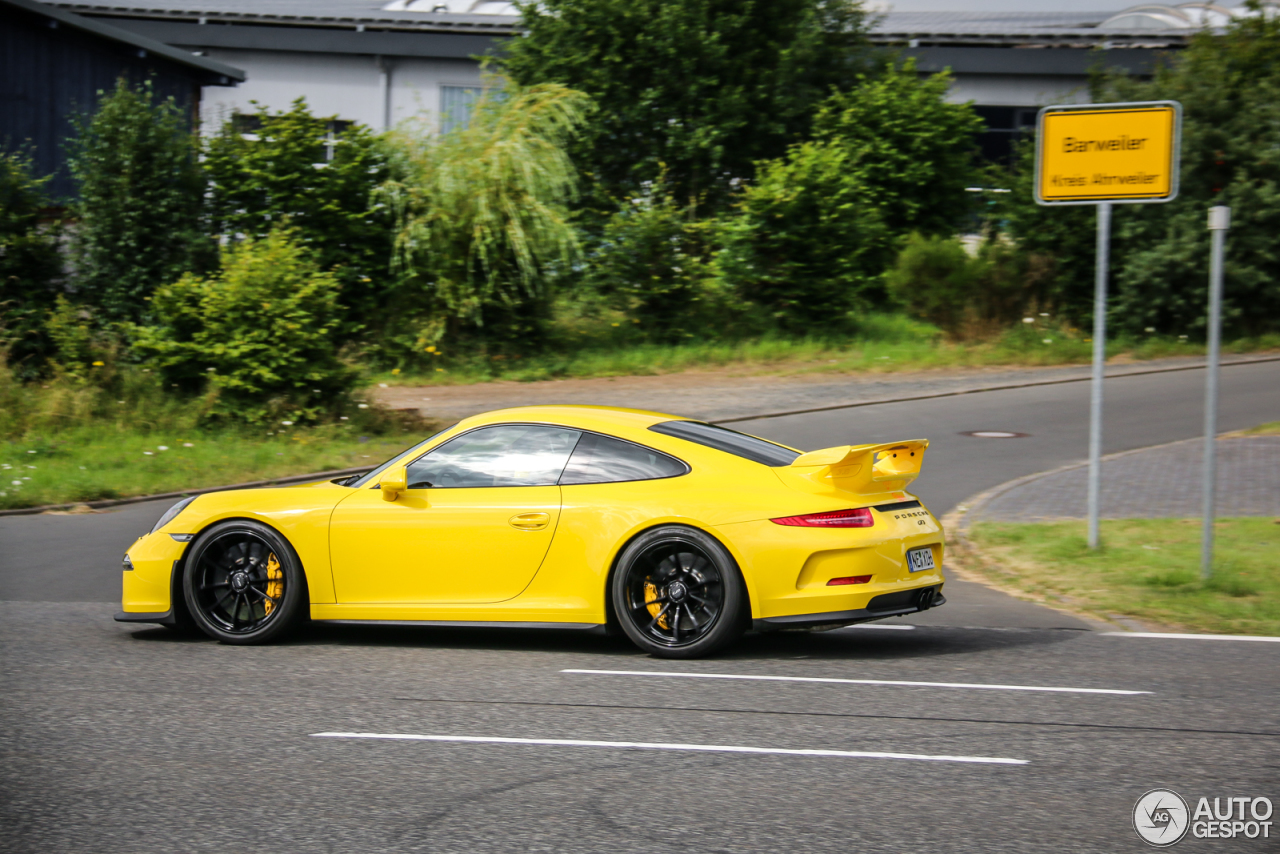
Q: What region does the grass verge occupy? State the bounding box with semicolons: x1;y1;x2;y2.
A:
967;518;1280;635
374;316;1280;387
0;426;424;511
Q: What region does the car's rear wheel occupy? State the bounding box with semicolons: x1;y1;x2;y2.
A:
612;525;746;658
183;520;307;645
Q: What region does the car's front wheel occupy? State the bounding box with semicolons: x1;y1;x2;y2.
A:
612;525;746;659
183;520;308;645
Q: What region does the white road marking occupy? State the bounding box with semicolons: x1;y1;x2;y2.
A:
562;669;1149;696
1103;631;1280;643
843;624;916;630
310;732;1027;765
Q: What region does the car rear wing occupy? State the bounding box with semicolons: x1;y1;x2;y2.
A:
787;439;929;493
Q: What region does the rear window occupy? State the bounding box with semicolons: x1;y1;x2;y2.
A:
648;421;801;467
560;432;688;485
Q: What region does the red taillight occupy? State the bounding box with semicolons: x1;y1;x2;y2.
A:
827;575;872;586
770;507;874;528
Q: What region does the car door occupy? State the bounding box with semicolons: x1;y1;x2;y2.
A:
329;424;582;604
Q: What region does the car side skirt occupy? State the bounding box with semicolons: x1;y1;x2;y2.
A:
316;619;608;633
114;610;176;626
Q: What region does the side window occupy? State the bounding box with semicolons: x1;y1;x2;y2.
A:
559;432;688;485
406;425;581;488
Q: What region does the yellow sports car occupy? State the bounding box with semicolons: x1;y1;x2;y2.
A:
118;406;945;658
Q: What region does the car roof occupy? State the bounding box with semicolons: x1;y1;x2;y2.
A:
457;405;693;435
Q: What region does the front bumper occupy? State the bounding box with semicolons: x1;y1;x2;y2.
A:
119;532;189;617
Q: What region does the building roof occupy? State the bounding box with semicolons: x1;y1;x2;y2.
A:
6;0;245;82
44;1;1266;49
46;0;521;34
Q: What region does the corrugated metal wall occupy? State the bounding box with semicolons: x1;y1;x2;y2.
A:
0;6;203;201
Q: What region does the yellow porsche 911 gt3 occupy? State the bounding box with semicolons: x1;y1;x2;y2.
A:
118;406;945;658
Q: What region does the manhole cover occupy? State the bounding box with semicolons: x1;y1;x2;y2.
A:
959;430;1031;439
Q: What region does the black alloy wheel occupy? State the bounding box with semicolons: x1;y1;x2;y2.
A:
612;525;746;658
183;520;307;645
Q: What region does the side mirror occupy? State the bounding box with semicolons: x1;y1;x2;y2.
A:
380;465;408;502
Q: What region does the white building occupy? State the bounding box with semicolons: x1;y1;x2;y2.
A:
45;0;1259;157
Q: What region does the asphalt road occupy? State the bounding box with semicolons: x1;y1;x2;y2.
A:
2;361;1279;853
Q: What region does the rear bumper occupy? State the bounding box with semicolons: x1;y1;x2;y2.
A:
754;585;945;631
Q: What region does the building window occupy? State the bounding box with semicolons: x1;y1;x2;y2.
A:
440;85;483;134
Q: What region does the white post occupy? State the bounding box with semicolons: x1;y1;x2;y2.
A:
1202;205;1230;579
376;56;393;132
1087;201;1112;549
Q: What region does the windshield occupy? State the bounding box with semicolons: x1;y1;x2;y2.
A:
647;420;801;467
345;424;457;488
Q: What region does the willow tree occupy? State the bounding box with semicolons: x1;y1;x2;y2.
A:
379;82;590;357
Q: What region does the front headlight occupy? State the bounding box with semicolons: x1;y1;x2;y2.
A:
151;495;198;534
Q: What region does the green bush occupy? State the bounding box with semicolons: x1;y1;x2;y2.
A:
0;152;63;379
131;230;358;424
885;234;975;333
887;234;1054;338
583;186;735;343
67;79;209;323
717;140;888;332
205;99;392;338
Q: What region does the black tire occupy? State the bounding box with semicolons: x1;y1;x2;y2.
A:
611;525;746;659
183;520;308;645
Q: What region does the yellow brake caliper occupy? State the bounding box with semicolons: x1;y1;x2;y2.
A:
644;581;669;630
264;553;283;615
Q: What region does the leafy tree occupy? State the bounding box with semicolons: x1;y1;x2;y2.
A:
1000;8;1280;337
204;100;391;337
379;83;589;356
717;65;980;331
502;0;872;215
717;140;888;332
67;79;208;323
0;152;63;379
131;230;356;424
812;61;984;239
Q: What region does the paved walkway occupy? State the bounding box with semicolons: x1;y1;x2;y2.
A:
974;435;1280;521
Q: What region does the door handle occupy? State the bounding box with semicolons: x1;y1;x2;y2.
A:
509;512;551;531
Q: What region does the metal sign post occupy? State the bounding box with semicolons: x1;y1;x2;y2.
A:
1034;101;1182;548
1201;206;1230;578
1087;201;1111;549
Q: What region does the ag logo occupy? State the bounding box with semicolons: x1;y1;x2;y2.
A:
1134;789;1191;846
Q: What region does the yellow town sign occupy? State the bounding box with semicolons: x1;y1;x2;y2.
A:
1035;103;1180;205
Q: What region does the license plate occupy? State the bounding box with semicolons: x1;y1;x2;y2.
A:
907;547;936;572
